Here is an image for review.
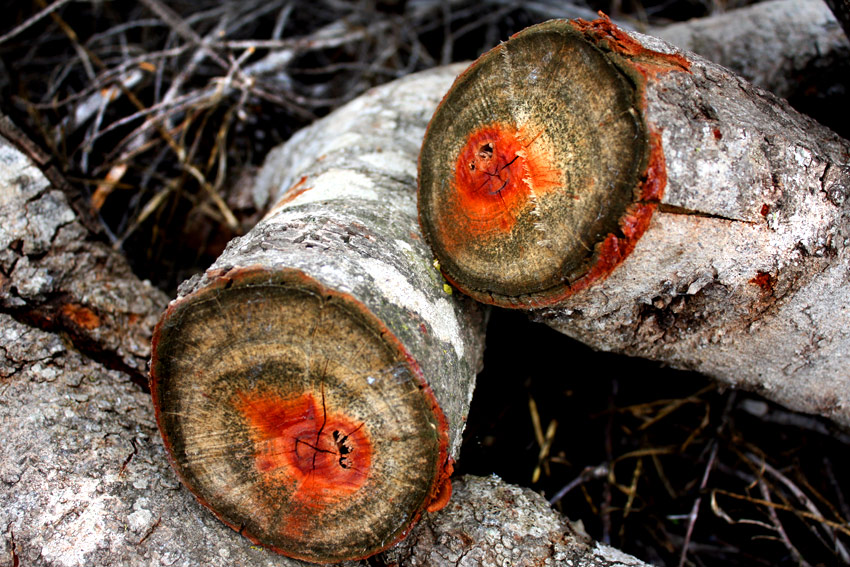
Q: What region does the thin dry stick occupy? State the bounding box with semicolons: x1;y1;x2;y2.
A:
549;464;610;505
136;0;229;70
713;491;850;538
754;454;850;562
678;441;719;567
678;392;735;567
532;419;558;483
602;379;617;545
36;3;236;225
621;457;643;520
0;0;73;45
758;478;814;567
824;458;850;523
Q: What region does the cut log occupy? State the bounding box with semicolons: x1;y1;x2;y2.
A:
150;64;486;563
418;18;685;308
417;18;850;427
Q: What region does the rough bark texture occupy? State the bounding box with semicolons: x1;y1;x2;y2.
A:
384;475;651;567
151;64;487;561
527;25;850;428
652;0;849;100
0;121;309;567
0;117;165;384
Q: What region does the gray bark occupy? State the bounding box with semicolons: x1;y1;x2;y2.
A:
385;475;651;567
652;0;849;101
0;118;166;384
532;31;850;428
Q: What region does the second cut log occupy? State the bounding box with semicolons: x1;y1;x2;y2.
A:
417;18;850;427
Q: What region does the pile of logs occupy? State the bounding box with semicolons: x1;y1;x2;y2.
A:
2;1;849;565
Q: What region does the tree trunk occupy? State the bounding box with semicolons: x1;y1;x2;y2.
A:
150;64;488;563
417;18;850;427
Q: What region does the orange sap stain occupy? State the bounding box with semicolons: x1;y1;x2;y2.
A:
425;458;453;513
235;390;371;510
61;303;101;330
569;13;691;77
437;122;561;251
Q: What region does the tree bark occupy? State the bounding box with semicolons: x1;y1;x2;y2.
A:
417;18;850;427
383;475;651;567
0;116;166;384
651;0;849;101
150;64;488;563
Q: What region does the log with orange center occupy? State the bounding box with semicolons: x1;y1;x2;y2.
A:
417;18;685;308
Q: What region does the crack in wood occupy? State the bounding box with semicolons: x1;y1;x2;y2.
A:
0;302;150;392
656;203;756;224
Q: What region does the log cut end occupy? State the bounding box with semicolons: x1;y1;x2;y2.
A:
150;267;449;563
418;19;657;308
